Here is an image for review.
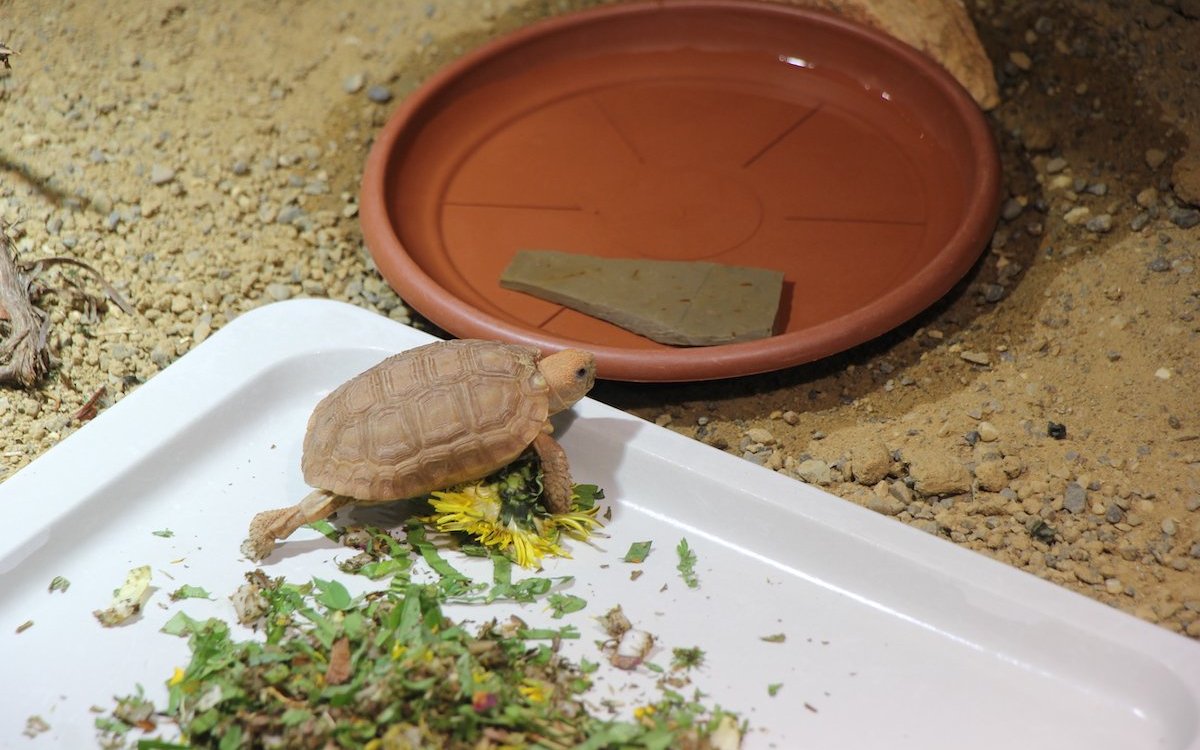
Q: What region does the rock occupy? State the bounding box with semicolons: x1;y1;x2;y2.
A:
1021;124;1056;152
500;250;784;346
1008;50;1032;70
1135;187;1158;208
1063;482;1087;513
852;439;892;485
1045;156;1068;174
745;427;775;445
367;85;393;103
783;0;998;109
906;448;971;496
1064;206;1091;225
959;350;990;365
795;459;832;486
149;163;176;185
265;282;293;301
1168;207;1200;229
867;493;905;516
974;460;1009;492
1145;149;1167;170
977;421;999;442
342;72;366;94
1085;214;1113;233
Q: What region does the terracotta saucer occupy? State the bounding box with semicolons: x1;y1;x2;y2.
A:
360;0;1001;382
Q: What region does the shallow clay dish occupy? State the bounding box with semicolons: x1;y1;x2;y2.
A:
360;0;1001;382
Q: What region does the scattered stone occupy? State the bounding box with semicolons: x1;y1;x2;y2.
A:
974;460;1009;492
1021;124;1056;152
906;449;971;496
1130;213;1151;231
1047;422;1067;440
795;459;832;486
149;163;176;185
1172;148;1200;207
1085;214;1113;233
1145;149;1167;170
265;283;293;302
1000;198;1024;221
1105;504;1125;524
981;283;1005;303
851;439;891;486
1045;156;1068;174
781;410;800;426
342;72;366;94
1168;207;1200;229
1135;187;1159;208
977;421;1000;442
1064;206;1091;225
367;85;393;103
1008;50;1032;70
959;350;990;366
1063;482;1087;513
745;427;775;445
1155;368;1172;380
1147;257;1170;272
866;494;905;516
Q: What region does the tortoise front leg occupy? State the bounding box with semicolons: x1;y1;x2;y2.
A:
531;431;573;514
242;489;350;560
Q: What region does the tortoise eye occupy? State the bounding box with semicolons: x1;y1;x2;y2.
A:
576;367;588;379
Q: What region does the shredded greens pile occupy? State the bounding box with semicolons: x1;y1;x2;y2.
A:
99;460;742;749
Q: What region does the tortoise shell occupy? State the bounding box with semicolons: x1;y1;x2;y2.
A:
301;339;549;502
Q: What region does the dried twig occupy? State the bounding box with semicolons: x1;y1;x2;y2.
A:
0;232;51;387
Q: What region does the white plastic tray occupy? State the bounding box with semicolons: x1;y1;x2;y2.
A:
2;299;1199;750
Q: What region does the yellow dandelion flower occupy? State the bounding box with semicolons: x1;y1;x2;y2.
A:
168;667;185;687
518;678;551;705
634;704;657;721
423;454;604;568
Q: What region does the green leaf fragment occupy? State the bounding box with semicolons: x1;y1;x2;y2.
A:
48;576;70;593
768;682;783;696
151;529;174;538
311;577;353;611
623;540;653;563
676;538;700;588
760;633;787;643
169;584;212;601
547;592;587;618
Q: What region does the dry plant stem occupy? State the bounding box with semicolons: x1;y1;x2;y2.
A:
0;232;50;387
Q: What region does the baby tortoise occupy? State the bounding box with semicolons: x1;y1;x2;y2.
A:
242;339;596;560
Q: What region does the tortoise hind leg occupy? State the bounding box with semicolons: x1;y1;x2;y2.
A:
531;432;573;514
242;489;350;560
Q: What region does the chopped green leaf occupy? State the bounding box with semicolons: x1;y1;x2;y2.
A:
311;578;352;611
768;682;783;697
676;538;699;588
151;529;174;538
760;633;786;643
671;646;706;670
48;576;70;593
623;540;653;563
169;584;212;601
547;592;587;618
304;519;342;542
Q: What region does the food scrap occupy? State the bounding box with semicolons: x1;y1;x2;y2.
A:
16;619;33;634
102;558;742;749
93;565;152;627
48;575;71;593
760;633;787;643
677;537;700;588
23;715;50;738
623;540;653;563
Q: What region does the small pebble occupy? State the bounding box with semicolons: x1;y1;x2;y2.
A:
265;283;293;302
1130;212;1151;231
149;163;176;185
960;351;991;366
1047;422;1067;440
1063;482;1087;513
1155;368;1171;380
1135;187;1158;208
1145;149;1167;169
977;421;1000;442
1045;156;1068;174
1085;214;1113;233
367;85;393;103
342;72;366;94
745;427;775;445
1147;257;1170;272
1168;207;1200;229
1001;198;1024;221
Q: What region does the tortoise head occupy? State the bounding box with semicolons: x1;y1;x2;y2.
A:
539;348;597;414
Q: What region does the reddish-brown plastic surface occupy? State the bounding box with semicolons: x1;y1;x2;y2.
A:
360;0;1001;382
